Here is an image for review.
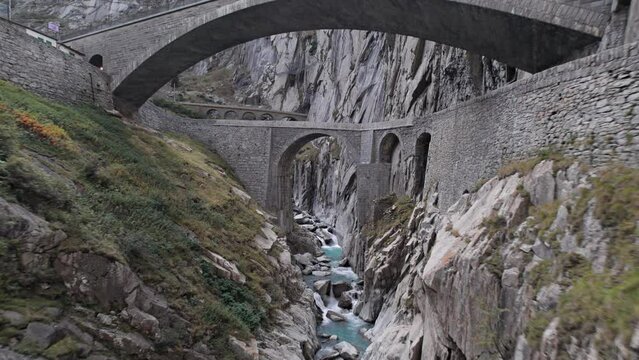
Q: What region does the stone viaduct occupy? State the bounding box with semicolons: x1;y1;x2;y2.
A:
64;0;608;113
56;0;639;231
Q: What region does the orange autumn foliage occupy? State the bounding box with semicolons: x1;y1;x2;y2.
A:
14;109;69;146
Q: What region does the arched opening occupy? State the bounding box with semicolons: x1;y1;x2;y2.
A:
206;109;220;119
379;133;400;163
224;110;237;119
414;133;431;197
260;113;274;121
379;132;403;195
89;54;103;69
242;112;256;120
275;133;346;232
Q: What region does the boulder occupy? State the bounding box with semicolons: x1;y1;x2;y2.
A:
302;224;318;232
22;322;64;350
302;267;313;275
128;307;160;337
228;335;258;360
314;280;331;296
294;214;312;225
338;295;353;310
335;341;359;360
316;256;331;263
231;186;252;203
202;250;247;284
332;282;352;298
314;347;339;360
326;310;346;322
631;325;639;351
294;253;315;267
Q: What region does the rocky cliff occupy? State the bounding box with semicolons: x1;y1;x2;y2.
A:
0;80;318;360
358;158;639;359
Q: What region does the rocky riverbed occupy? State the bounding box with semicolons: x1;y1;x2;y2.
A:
291;210;371;360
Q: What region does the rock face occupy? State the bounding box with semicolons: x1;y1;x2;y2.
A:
359;161;639;359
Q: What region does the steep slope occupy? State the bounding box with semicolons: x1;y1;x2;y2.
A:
358;157;639;359
0;80;317;360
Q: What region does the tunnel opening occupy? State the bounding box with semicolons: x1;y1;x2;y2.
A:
414;132;431;197
89;54;103;69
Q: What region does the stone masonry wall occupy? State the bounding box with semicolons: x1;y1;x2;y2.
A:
0;19;112;109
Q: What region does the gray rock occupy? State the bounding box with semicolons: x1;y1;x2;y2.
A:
630;325;639;351
314;280;331;296
523;160;556;206
316;256;331;263
536;283;562;311
531;239;553;260
228;336;258;360
331;282;352;298
22;322;63;350
128;307;159;337
1;311;26;328
501;268;520;288
302;267;314;275
326;310;346;322
338;295;353;310
335;341;358;360
314;347;339;360
294;253;315;267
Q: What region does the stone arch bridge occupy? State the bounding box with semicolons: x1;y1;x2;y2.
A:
64;0;608;113
140;104;432;230
180;102;308;121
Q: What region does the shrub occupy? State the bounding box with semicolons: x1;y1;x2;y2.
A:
152;98;205;119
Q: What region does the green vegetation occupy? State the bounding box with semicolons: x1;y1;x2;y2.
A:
151;97;205;119
498;148;574;179
0;80;281;357
523;165;639;352
363;194;415;241
43;337;81;359
296;142;321;162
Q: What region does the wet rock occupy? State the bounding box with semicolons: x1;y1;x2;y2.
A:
335;341;358;360
338;295;353;310
331;282;352;298
319;266;331;272
326;310;346;322
302;267;314;275
229;335;258;360
314;280;331;296
352;300;363;316
302;224;318;232
312;271;331;277
316;256;331;263
314;347;339;360
338;258;350;267
294;214;312;225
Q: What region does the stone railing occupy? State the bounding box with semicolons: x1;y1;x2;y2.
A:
178;102;308;121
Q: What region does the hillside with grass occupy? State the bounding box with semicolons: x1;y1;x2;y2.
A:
0;80;316;359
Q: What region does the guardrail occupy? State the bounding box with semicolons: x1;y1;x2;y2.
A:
179;102;309;121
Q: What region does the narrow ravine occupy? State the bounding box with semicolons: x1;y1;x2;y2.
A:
293;209;371;359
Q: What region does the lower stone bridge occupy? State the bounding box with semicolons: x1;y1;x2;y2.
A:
179;102;308;121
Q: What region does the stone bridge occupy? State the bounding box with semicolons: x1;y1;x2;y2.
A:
138;43;639;232
64;0;609;113
179;102;308;121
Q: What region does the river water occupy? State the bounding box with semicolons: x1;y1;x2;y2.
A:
300;218;372;356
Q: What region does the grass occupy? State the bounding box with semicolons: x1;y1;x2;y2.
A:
523;165;639;353
498;148;574;179
363;194;415;240
0;80;282;357
151;98;205;119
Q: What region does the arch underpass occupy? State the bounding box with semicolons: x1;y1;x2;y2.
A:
64;0;608;113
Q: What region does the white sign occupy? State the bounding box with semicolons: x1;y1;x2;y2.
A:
47;22;60;33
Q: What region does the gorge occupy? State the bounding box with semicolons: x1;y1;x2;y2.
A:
0;0;638;359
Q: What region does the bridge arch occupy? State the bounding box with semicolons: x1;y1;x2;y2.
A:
89;54;103;69
64;0;605;113
271;130;358;231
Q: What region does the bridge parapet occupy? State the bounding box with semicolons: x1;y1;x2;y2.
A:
179;102;308;121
